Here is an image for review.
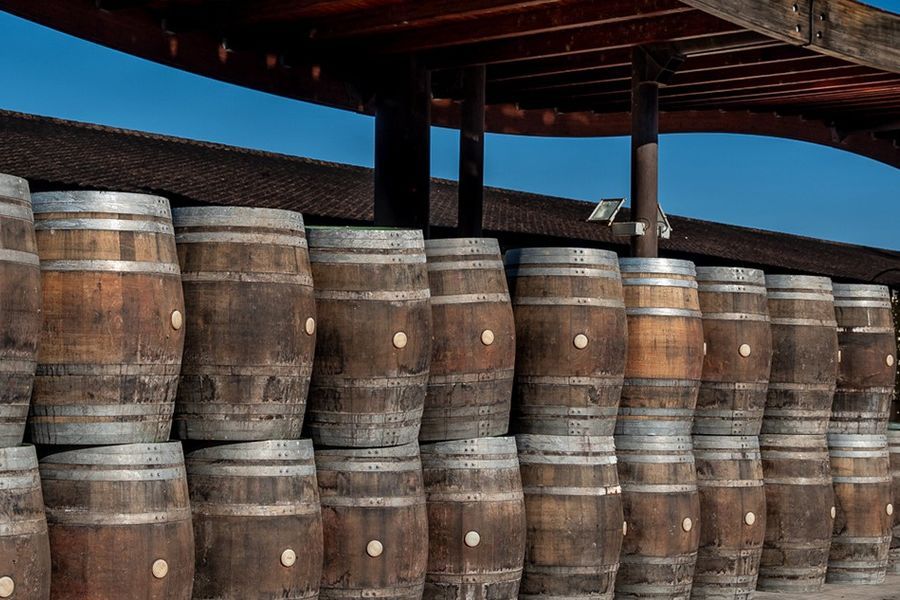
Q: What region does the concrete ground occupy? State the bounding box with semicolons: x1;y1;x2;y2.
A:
754;574;900;599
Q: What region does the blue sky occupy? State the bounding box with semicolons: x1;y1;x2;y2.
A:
0;7;897;249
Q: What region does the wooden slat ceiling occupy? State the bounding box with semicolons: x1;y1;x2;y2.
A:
1;0;898;166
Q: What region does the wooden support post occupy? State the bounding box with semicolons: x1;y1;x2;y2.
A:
457;65;486;237
374;56;432;234
630;47;660;258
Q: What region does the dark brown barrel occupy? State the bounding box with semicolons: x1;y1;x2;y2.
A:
422;238;515;441
889;427;900;574
830;284;897;434
757;434;834;593
691;435;766;599
173;207;316;441
614;435;700;599
420;437;525;599
30;191;185;445
516;435;623;600
40;442;195;600
694;267;772;436
618;258;704;437
505;248;626;436
0;175;41;447
316;442;428;600
307;228;431;447
825;433;893;584
763;275;838;435
185;439;323;600
0;445;51;600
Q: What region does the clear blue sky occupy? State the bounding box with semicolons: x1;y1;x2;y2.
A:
0;7;897;249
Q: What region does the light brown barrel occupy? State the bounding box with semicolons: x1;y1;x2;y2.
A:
757;434;834;593
306;228;431;447
691;436;766;599
763;275;838;435
614;435;701;599
40;442;195;600
825;433;893;584
30;191;185;445
422;238;515;441
618;258;704;437
0;445;51;600
0;175;41;447
505;248;626;436
694;267;772;436
420;437;525;599
172;207;316;441
889;427;900;574
316;442;428;600
830;284;897;434
516;434;623;600
186;439;323;600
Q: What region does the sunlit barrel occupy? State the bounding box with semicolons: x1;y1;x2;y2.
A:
186;440;323;600
420;437;525;599
505;248;626;436
889;426;900;574
173;207;317;441
694;267;772;436
306;228;431;447
30;191;185;445
422;239;515;441
618;258;704;436
40;442;195;599
763;275;838;435
0;175;41;447
516;435;623;600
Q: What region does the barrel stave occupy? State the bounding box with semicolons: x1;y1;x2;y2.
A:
889;428;900;574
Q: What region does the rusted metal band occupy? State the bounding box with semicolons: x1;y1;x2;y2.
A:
769;317;837;326
834;299;892;308
766;383;835;391
625;307;701;317
521;564;618;577
522;485;621;496
517;375;622;386
621;277;697;288
44;506;192;525
692;435;760;449
191;502;319;517
421;457;520;471
320;584;424;599
176;231;307;247
180;271;314;285
187;439;313;461
39;442;183;465
511;296;623;307
426;259;504;271
30;403;175;419
313;288;430;301
33;191;172;218
425;568;522;584
429;292;509;305
173;206;305;231
179;364;312;377
699;381;768;391
614;436;692;451
40;465;185;482
35;363;182;376
36;218;174;234
187;464;317;477
425;490;523;502
317;495;424;508
428;369;514;385
309;251;425;264
696;479;764;488
310;373;429;387
39;259;180;275
506;266;619;278
701;312;769;322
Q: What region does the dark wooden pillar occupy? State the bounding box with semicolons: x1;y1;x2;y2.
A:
629;48;660;258
457;66;486;237
374;56;432;234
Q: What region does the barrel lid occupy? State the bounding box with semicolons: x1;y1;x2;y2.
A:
765;274;832;291
32;191;172;219
504;247;619;267
420;436;516;457
185;439;313;462
619;257;696;276
0;173;30;203
173;206;305;232
695;266;765;285
515;434;616;454
39;442;184;466
832;283;890;300
0;444;38;471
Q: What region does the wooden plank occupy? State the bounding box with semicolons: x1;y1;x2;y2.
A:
680;0;811;44
811;0;900;74
457;66;487;237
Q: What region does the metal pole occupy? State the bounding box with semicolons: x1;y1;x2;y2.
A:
630;47;660;258
457;65;486;237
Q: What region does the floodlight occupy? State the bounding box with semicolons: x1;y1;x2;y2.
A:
587;198;626;225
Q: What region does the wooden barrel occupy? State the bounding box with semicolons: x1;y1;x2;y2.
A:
825;433;893;584
614;435;700;599
306;228;431;447
516;434;623;600
40;442;194;600
763;275;838;435
830;284;897;434
757;434;834;592
0;175;41;447
173;207;316;441
30;191;185;445
889;427;900;575
419;437;525;599
421;238;515;441
316;442;428;600
185;439;323;600
693;267;772;436
618;258;704;437
505;248;626;436
691;435;766;599
0;445;51;600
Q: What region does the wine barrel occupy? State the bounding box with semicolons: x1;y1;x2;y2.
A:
173;207;316;441
306;228;431;447
691;436;766;599
40;442;194;600
618;258;704;437
420;437;525;600
826;433;893;584
763;276;838;435
0;175;41;447
0;445;50;600
422;239;515;441
516;435;623;600
757;434;834;592
30;191;185;445
505;248;626;436
316;442;428;600
186;440;323;600
830;284;897;434
889;427;900;575
693;267;772;436
614;435;700;599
